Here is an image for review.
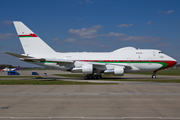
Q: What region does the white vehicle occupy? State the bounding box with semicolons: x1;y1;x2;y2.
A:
0;66;19;72
0;67;10;72
4;21;177;79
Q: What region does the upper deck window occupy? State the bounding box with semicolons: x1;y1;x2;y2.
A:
159;51;163;54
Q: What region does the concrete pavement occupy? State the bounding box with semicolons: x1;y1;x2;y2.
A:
1;84;180;120
0;70;180;120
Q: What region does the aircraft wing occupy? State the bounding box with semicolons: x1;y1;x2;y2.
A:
4;52;131;68
20;57;131;68
75;61;132;69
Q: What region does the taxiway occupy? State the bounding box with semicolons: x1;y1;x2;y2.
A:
0;70;180;120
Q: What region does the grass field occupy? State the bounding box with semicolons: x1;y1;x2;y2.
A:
100;79;180;83
0;76;34;78
0;68;179;85
131;68;180;76
54;68;180;77
53;74;180;83
0;80;116;85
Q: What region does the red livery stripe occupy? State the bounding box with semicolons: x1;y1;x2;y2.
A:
18;33;38;37
79;59;177;71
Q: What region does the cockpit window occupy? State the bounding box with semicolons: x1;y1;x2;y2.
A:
159;51;163;54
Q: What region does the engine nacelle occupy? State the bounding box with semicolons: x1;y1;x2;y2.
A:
104;66;124;76
82;64;93;74
114;66;124;75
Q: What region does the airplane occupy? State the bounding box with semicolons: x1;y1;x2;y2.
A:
4;21;177;79
0;66;19;72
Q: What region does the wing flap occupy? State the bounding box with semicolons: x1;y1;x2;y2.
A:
75;61;131;69
92;62;132;69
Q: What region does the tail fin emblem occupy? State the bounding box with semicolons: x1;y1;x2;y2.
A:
18;33;37;37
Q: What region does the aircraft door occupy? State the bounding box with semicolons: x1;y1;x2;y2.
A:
148;58;152;65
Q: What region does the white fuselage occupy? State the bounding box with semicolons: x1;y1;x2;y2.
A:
24;47;176;73
11;22;177;76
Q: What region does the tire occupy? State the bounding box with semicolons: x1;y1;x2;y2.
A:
152;75;156;79
97;75;102;79
84;75;88;79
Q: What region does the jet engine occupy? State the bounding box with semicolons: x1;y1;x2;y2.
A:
104;66;124;75
114;66;124;75
82;64;93;74
70;64;93;74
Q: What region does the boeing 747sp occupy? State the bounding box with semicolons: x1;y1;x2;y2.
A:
4;21;177;79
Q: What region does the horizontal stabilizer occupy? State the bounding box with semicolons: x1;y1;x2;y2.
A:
4;52;74;63
4;52;33;58
22;58;74;63
20;58;74;63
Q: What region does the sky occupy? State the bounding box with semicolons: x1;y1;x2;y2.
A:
0;0;180;67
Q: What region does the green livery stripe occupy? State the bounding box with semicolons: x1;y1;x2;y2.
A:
40;61;55;63
18;33;38;37
21;59;176;71
97;61;168;69
80;60;173;70
19;36;33;38
157;62;168;70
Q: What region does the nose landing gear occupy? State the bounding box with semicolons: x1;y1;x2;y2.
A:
152;71;157;79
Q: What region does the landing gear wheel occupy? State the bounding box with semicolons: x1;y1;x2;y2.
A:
84;74;93;79
152;71;157;79
94;75;97;79
152;75;156;79
85;74;102;80
84;75;88;79
97;75;102;79
88;75;93;79
93;74;102;79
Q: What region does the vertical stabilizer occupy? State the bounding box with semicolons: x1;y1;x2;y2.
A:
14;66;20;71
13;21;56;55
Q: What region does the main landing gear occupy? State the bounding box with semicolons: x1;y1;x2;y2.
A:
152;71;157;79
84;74;102;79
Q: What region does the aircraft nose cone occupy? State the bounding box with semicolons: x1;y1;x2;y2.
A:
159;60;177;71
167;59;177;69
168;56;177;67
172;60;177;66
